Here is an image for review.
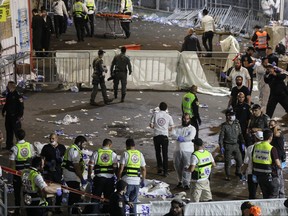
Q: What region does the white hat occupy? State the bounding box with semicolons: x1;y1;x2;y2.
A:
255;131;263;140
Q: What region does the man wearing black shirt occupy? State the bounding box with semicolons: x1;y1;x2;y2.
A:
241;47;255;93
2;81;24;150
181;28;202;52
266;46;279;66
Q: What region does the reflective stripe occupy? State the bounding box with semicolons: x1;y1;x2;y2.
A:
123;150;141;177
73;2;85;17
255;31;268;49
192;150;212;179
94;149;114;174
182;92;196;117
62;144;85;173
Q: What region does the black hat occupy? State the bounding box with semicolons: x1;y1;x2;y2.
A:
116;180;127;191
193;138;203;146
254;25;261;29
98;49;105;55
251;104;261;110
241;201;252;211
225;110;235;116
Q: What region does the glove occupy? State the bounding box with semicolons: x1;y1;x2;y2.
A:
140;180;145;188
221;147;225;154
220;72;227;79
177;136;185;142
56;188;62;196
81;179;87;186
241;144;245;152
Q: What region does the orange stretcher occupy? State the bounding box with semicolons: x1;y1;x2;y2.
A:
96;13;131;38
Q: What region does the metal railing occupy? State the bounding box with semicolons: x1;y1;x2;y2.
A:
0;179;8;216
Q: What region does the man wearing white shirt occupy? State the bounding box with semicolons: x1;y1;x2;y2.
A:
52;0;68;38
201;9;215;57
227;59;251;90
172;113;196;189
150;102;174;177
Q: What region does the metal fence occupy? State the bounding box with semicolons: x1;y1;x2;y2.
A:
0;179;8;216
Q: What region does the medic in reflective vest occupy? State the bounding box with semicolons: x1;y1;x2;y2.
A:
191;150;213;180
251;25;270;50
94;148;114;174
122;149;141;177
62;143;85;173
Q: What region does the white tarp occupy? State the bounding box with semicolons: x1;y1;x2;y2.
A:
56;50;230;96
220;35;240;72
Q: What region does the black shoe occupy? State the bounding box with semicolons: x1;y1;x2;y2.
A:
157;169;162;174
183;185;190;190
90;101;97;105
176;182;182;188
104;98;113;104
163;172;169;177
225;176;231;181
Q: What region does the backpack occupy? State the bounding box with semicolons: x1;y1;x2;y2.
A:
275;43;286;55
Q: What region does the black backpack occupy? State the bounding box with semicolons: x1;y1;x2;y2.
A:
275;43;286;55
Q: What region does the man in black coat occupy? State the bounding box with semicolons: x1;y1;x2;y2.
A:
181;28;202;52
32;9;44;57
41;7;54;56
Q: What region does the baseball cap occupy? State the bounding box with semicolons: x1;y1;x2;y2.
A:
193;138;203;146
255;131;263;141
241;201;252;211
249;205;261;216
98;49;105;55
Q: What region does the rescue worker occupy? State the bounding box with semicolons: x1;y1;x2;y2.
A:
90;49;113;105
181;85;201;138
22;156;62;215
9;129;35;215
118;138;146;215
172;113;196;189
186;138;216;202
251;25;270;58
252;129;282;199
201;8;215;57
264;64;288;118
120;0;133;38
219;110;244;181
110;46;132;102
84;0;96;37
86;138;118;213
2;81;24;150
62;135;87;214
150;102;174;177
72;0;88;42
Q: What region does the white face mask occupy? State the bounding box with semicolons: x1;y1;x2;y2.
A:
229;115;236;121
51;141;57;146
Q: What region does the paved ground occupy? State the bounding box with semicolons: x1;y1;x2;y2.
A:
2;14;288;215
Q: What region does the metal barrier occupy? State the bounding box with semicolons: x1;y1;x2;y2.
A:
96;0;121;13
0;179;8;216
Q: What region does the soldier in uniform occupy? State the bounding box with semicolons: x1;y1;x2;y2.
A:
62;135;87;214
90;49;113;105
9;129;35;215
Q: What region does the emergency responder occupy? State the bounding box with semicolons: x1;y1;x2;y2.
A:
72;0;88;42
181;85;201;138
41;133;66;213
252;129;282;198
150;102;174;176
219;110;244;181
251;25;270;58
186;138;216;202
118;138;146;215
172;113;196;189
62;135;87;214
87;138;118;213
110;46;132;102
84;0;96;37
242;131;263;199
120;0;133;38
90;49;113;105
241;47;255;93
9;129;35;215
22;156;62;215
264;64;288;118
2;81;24;150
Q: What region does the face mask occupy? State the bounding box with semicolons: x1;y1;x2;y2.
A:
229;115;236;121
51;141;57;146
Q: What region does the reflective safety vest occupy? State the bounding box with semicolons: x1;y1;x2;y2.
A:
86;0;95;11
16;142;32;170
122;0;133;13
22;168;40;194
94;148;114;174
191;150;212;180
62;144;85;173
123;150;141;177
182;92;196;117
73;1;85;18
252;141;273;174
255;31;268;49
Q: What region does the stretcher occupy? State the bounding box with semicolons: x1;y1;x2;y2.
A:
96;13;131;38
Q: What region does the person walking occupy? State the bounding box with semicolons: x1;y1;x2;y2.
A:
41;133;66;213
118;138;146;215
251;25;270;58
52;0;68;39
219;110;244;181
242;131;263;199
181;28;202;52
264;64;288;118
241;47;255;93
110;46;132;102
181;85;201;138
87;138;118;213
22;156;62;215
172;113;196;189
84;0;96;37
252;129;281;199
90;49;113;105
32;9;44;57
72;0;88;42
150;102;174;176
2;81;24;150
9;129;35;215
120;0;133;38
186;138;216;202
201;9;215;57
62;135;87;214
41;7;54;56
